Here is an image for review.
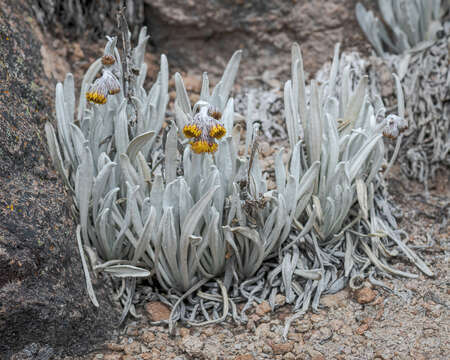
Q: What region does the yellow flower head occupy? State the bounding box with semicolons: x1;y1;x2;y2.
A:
86;69;120;105
183;124;202;138
209;123;226;139
190;139;218;154
183;103;226;154
86;91;107;104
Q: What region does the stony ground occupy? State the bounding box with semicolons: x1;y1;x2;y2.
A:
61;166;449;360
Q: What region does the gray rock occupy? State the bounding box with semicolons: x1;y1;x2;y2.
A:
180;335;204;357
143;0;368;79
0;1;118;358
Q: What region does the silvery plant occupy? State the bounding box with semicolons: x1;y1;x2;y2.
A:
44;23;298;327
156;53;321;330
46;24;434;330
356;0;449;184
382;35;449;184
46;27;169;320
356;0;446;56
279;43;433;337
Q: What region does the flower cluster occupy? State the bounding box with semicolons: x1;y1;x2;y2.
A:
86;54;121;105
183;101;226;154
382;114;408;139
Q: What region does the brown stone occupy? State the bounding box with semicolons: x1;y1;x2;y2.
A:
287;332;303;343
247;317;257;331
152;348;161;358
126;327;139;337
255;300;272;316
355;287;377;304
307;349;325;360
234;354;255;360
270;342;294;355
123;342;141;355
234;355;254;360
355;323;370;335
103;354;122;360
320;289;350;308
374;350;386;360
179;327;190;338
311;354;326;360
107;343;124;352
202;326;216;336
329;319;344;331
145;301;171;322
284;352;296;360
255;323;271;338
372;296;384;306
121;355;136;360
310;314;324;323
296;319;312;333
275;294;286;306
36;0;368;85
141;331;156;344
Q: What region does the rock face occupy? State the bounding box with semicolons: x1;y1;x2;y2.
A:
0;1;117;358
29;0;371;83
144;0;370;79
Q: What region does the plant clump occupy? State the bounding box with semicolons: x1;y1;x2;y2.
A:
356;0;447;57
46;21;434;334
355;1;450;185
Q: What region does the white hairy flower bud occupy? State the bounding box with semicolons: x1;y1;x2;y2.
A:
86;69;121;104
183;101;226;154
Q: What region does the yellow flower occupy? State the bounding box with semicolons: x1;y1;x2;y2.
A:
86;91;107;104
183;102;226;154
209;124;226;139
190;139;218;154
183;124;202;138
86;69;120;105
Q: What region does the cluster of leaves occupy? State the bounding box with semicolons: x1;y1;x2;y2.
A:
46;28;168;319
46;27;433;332
280;43;434;335
356;0;446;56
356;0;449;184
382;36;449;185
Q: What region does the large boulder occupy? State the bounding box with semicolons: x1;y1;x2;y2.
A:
144;0;370;78
0;1;117;358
